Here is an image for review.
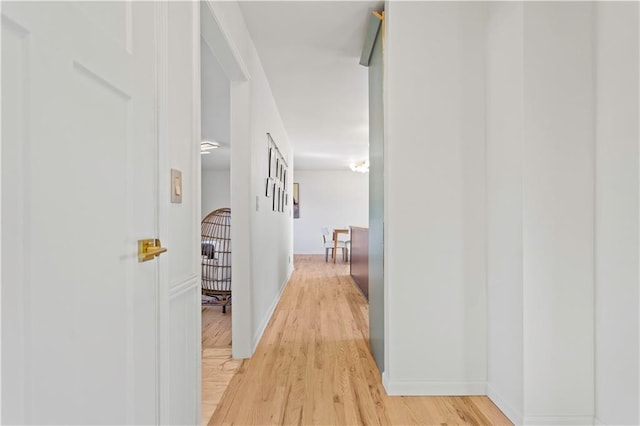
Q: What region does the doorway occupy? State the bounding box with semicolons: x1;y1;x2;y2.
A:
200;24;236;423
198;1;254;422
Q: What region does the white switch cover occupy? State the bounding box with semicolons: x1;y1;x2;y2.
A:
171;169;182;203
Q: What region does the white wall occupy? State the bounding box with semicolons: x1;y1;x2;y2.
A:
485;3;524;422
383;1;487;395
522;5;595;422
488;3;597;423
293;170;368;254
201;170;230;218
594;2;639;425
385;5;639;422
205;1;294;358
200;37;231;171
485;3;639;424
247;36;294;351
201;37;230;146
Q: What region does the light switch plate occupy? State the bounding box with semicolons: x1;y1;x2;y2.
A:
171;169;182;203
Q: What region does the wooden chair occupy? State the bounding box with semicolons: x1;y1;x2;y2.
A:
321;227;348;262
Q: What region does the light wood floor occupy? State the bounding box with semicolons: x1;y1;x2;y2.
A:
202;303;241;425
206;255;512;425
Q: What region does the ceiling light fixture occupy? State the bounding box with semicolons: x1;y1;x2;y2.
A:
349;160;369;173
201;140;220;154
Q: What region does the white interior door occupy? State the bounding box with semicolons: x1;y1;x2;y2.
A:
2;2;161;423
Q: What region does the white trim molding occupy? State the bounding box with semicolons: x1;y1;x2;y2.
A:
522;415;594;425
382;374;487;396
486;385;523;425
155;1;170;423
191;0;202;423
168;274;200;299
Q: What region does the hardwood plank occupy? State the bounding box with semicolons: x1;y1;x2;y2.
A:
202;304;232;348
201;304;239;425
201;347;243;424
209;254;512;425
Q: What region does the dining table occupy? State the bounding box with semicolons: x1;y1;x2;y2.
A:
332;228;349;263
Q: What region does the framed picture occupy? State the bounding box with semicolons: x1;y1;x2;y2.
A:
293;183;300;218
272;182;277;211
268;148;275;178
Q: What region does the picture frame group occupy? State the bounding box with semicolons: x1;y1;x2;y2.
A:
265;133;289;213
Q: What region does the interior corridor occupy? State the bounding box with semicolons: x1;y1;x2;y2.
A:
204;255;511;425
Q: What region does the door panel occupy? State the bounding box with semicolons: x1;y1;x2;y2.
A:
2;2;159;423
368;20;385;373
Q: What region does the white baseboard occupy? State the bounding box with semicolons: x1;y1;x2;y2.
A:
486;384;523;425
382;371;391;393
522;415;594;425
382;373;487;395
251;269;293;353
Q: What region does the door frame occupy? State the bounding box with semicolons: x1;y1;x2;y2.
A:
199;0;252;360
157;2;206;422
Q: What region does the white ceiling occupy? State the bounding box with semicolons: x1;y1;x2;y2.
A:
239;1;382;170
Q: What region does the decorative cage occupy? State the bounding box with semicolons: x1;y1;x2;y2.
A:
201;208;231;313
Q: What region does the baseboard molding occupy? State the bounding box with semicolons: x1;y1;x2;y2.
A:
251;269;293;353
382;373;487;396
486;385;523;425
593;417;604;425
522;415;594;425
382;371;391;393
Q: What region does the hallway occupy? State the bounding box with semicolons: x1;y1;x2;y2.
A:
207;255;511;425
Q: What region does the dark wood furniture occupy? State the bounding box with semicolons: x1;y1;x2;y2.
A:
349;226;369;300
